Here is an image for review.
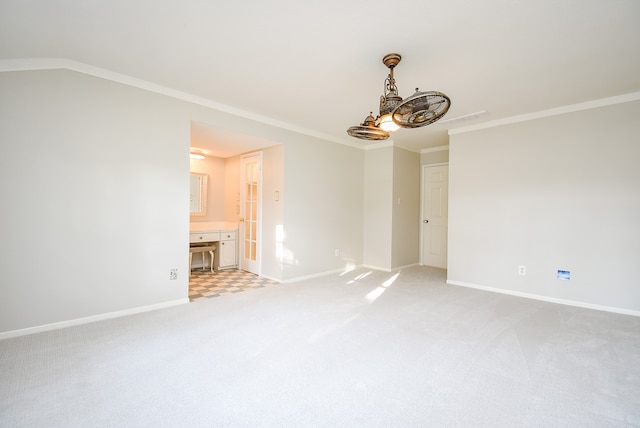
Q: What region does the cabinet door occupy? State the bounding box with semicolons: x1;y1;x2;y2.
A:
219;239;237;268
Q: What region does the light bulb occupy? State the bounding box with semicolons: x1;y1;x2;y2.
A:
379;114;400;132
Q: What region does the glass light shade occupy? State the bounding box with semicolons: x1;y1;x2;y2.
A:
379;114;400;132
190;152;205;159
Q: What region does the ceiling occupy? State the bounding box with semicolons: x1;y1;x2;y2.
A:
2;0;639;157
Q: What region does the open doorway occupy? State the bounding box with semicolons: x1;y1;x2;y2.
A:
188;120;281;282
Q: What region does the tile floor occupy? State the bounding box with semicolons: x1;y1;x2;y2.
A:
189;268;278;301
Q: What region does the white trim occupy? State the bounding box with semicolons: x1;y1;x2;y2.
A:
449;91;640;135
362;140;423;154
392;143;422;154
360;263;420;273
258;273;283;284
422;161;449;168
437;110;489;126
5;59;639;151
0;57;353;147
361;264;392;272
280;264;419;283
0;298;189;340
420;145;449;154
281;267;352;283
392;262;420;271
362;140;394;151
240;152;263;275
447;280;640;317
283;263;418;283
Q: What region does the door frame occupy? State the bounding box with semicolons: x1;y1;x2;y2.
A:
239;151;263;275
420;162;449;268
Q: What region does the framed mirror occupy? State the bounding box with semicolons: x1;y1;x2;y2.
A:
190;173;208;216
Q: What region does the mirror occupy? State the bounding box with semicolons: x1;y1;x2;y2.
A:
190;173;208;216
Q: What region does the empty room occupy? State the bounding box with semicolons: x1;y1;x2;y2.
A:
1;1;639;426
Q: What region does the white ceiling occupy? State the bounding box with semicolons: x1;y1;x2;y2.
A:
2;0;639;157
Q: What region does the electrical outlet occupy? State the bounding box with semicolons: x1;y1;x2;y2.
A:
169;269;178;280
518;265;526;275
334;249;340;257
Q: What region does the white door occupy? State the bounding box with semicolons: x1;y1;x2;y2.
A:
421;165;448;269
240;153;262;274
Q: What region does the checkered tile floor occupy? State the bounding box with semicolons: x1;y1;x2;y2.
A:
189;269;278;301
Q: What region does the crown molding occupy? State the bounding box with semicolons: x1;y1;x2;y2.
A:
420;145;449;154
0;57;357;147
362;140;394;151
449;91;640;135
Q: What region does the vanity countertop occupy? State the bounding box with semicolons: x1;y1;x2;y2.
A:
190;221;238;232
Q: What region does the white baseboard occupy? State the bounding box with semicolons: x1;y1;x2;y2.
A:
361;263;420;273
393;262;421;271
258;273;282;283
281;267;350;284
447;280;640;317
0;298;190;340
282;263;420;283
361;264;392;272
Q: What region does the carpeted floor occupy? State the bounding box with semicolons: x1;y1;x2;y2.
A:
1;266;639;427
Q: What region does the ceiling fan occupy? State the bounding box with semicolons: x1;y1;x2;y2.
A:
347;53;451;141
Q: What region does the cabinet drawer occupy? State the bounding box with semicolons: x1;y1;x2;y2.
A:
190;232;220;243
220;230;236;241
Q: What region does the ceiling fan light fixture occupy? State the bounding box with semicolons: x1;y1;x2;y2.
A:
378;53;403;132
392;88;451;128
346;112;390;141
347;53;451;139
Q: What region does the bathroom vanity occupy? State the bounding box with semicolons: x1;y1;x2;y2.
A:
189;222;238;270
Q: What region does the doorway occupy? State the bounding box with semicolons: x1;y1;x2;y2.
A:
421;164;449;269
240;152;262;275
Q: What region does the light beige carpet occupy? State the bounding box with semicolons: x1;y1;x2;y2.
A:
1;266;639;427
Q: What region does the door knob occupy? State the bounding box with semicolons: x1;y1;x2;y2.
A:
423;219;429;223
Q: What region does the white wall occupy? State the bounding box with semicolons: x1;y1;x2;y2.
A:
448;100;640;313
363;146;394;270
223;156;241;223
392;147;421;268
261;145;285;281
421;147;449;165
363;145;422;271
283;135;364;280
0;70;190;333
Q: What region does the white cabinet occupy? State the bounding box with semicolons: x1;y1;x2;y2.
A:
190;232;221;243
218;230;237;269
189;222;238;271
